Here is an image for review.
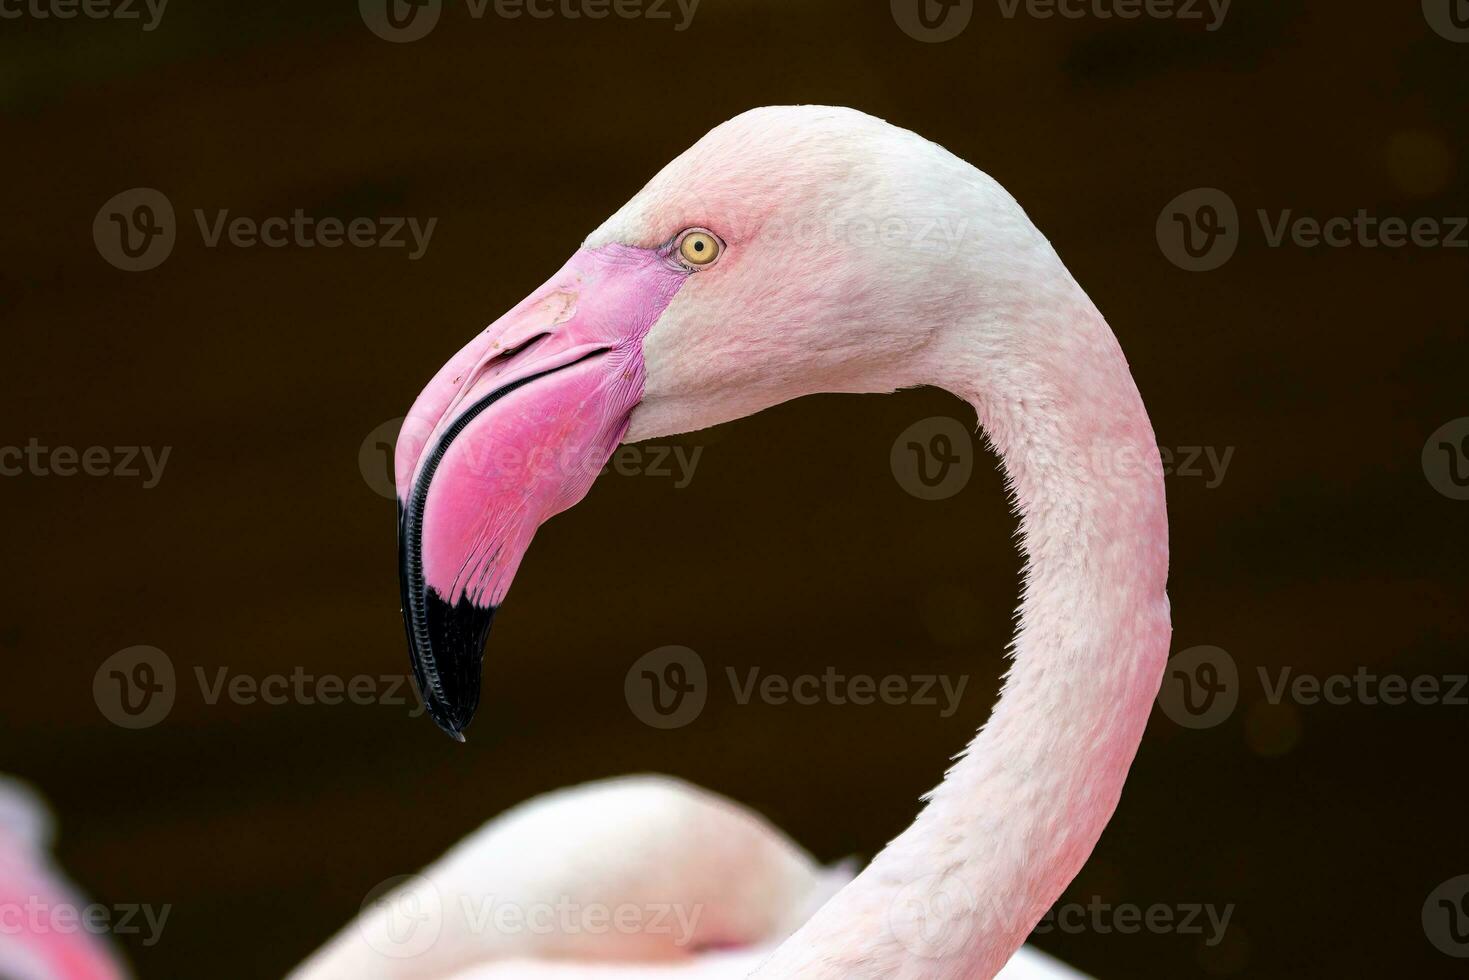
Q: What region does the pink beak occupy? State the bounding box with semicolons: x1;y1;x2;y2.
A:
396;243;690;739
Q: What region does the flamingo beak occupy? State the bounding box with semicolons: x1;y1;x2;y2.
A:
396;244;689;740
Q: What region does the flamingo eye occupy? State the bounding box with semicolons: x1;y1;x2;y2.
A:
677;229;722;268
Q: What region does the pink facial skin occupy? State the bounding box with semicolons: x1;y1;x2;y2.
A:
396;243;690;737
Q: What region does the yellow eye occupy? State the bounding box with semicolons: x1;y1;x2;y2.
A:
678;230;721;267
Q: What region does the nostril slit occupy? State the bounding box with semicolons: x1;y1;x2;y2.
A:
461;332;553;389
488;331;551;367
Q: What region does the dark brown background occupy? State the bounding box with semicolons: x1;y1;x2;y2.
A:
3;1;1466;977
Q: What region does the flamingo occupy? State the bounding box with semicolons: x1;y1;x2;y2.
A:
301;105;1170;979
0;777;128;980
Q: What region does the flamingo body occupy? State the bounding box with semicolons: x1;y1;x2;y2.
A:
295;778;1084;979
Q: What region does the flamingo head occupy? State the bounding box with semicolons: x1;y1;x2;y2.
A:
396;106;990;738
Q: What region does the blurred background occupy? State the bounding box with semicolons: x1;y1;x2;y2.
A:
2;0;1466;976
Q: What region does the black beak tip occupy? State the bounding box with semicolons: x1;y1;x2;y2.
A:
404;588;496;742
421;691;472;743
398;502;496;742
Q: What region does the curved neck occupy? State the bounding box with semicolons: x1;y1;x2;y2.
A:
757;249;1171;978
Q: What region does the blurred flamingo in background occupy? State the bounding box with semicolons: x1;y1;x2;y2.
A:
296;776;1081;979
301;105;1169;978
0;777;127;980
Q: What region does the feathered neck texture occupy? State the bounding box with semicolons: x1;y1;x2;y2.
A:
754;214;1172;980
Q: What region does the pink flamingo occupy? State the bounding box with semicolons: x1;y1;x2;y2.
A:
0;778;128;980
302;105;1170;979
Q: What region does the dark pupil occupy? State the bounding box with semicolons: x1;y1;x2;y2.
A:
693;241;704;252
